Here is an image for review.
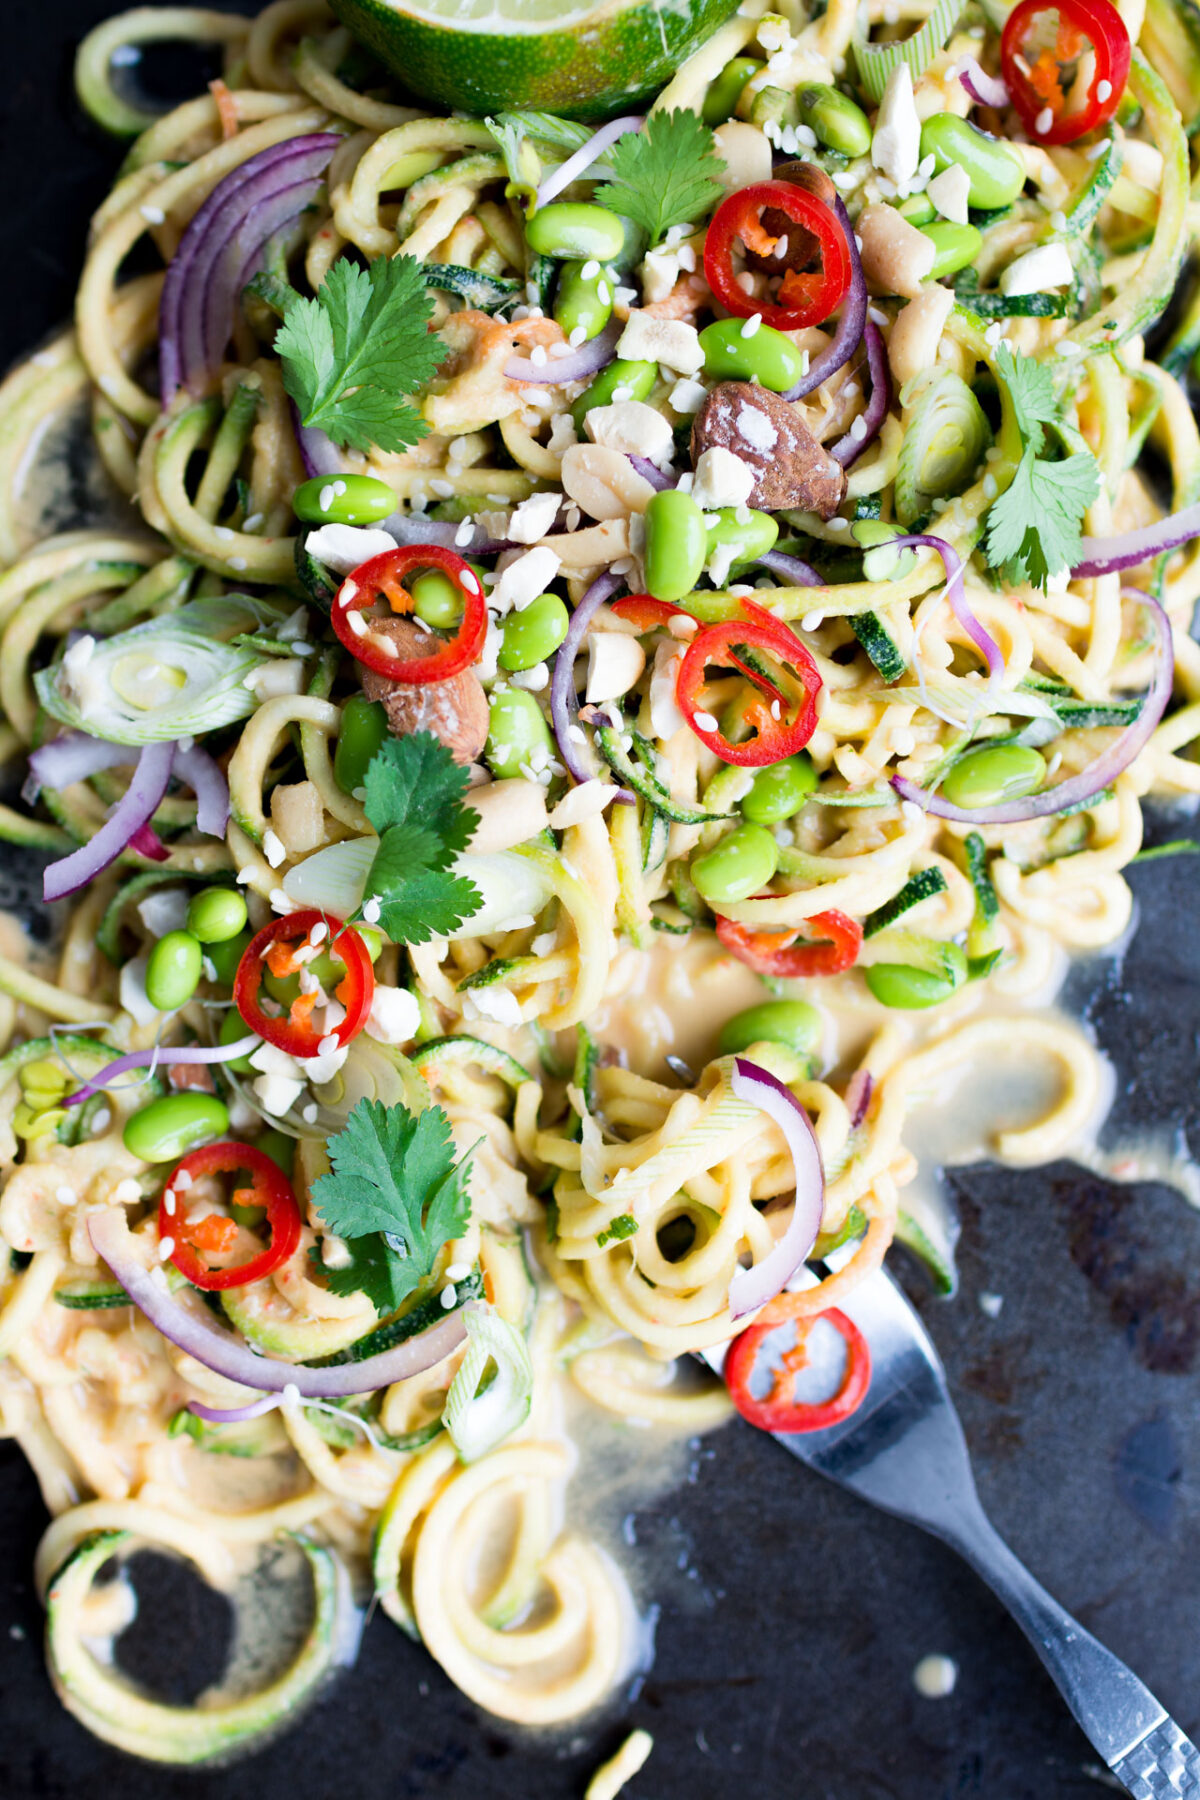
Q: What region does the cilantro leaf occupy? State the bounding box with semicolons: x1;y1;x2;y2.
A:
594;110;725;246
274;257;445;454
361;733;481;945
312;1098;473;1316
993;344;1058;455
985;445;1101;588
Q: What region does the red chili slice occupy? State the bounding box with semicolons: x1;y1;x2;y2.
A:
1000;0;1129;143
233;910;374;1058
331;545;487;682
160;1141;302;1291
610;595;685;632
676;610;822;767
716;908;863;979
725;1306;871;1433
703;181;853;331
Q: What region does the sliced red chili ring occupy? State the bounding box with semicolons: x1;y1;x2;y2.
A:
233;909;374;1058
1000;0;1129;143
160;1141;303;1291
725;1306;871;1433
610;595;686;632
703;181;853;331
331;544;487;682
716;908;863;979
676;612;822;767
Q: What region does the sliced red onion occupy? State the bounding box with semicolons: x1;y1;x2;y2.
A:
1072;501;1200;578
26;730;136;798
62;1033;260;1107
953;56;1010;107
380;510;510;558
627;455;675;491
844;1067;873;1130
293;415;348;482
535;115;643;208
895;590;1171;823
170;742;230;837
128;822;171;862
44;742;174;902
831;322;890;469
550;569;634;800
783;197;867;402
892;534;1005;698
88;1207;469;1397
189;1394;283;1425
728;1056;825;1319
505;317;620;385
757;550;822;586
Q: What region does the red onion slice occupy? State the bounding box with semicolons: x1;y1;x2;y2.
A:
891;534;1005;697
844;1067;874;1130
627;455;675;491
895;590;1171;823
756;550;823;586
783;197;867;402
88;1208;469;1397
505;317;620;385
170;742;230;838
1072;501;1200;577
189;1394;283;1424
549;569;634;800
62;1034;260;1107
26;730;136;797
728;1056;825;1319
952;56;1011;106
535;115;643;207
128;822;171;862
44;741;175;902
293;416;348;482
830;321;890;469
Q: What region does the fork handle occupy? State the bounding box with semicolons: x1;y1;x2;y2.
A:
943;1504;1200;1791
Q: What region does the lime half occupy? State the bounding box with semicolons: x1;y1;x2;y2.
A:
328;0;743;119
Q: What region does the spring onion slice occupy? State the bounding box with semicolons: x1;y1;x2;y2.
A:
443;1307;534;1462
853;0;964;103
727;1058;825;1320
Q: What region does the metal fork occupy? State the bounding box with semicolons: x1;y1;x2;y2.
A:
702;1267;1200;1797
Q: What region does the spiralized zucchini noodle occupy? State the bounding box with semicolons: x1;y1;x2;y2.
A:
0;0;1197;1768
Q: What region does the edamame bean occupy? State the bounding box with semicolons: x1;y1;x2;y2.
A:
186;886;248;945
741;753;817;823
255;1128;295;1177
705;506;779;576
525;202;626;262
145;931;203;1012
644;490;707;602
570;358;657;433
486;689;555;779
334;695;389;795
554;260;614;342
919;113;1026;211
865;962;961;1009
410;569;463;629
699;318;805;392
940;745;1046;810
896;192;936;227
204;927;251;987
918;221;983;281
690;822;779;906
219;1006;260;1073
123;1092;229;1163
702;55;762;126
293;473;396;527
796;84;872;157
718;998;822;1058
498;593;570;671
749;87;798;133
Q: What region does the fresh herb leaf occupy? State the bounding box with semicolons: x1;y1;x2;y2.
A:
274;257;445;454
312;1097;473;1315
1131;839;1200;863
993;345;1059;453
596;1213;638;1247
361;733;481;944
594;110;725;246
984;346;1101;588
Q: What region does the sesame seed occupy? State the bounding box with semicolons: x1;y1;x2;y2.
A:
581;259;600;280
740;313;763;339
440;1285;458;1309
597;282;611;305
1035;106;1054;135
163;1190;177;1214
308;921;328;946
319;484;336;513
1097;79;1112;101
158;1237;175;1260
693;710;719;731
444;1262;471;1282
54;1186;76;1205
317;1034;338;1056
530;345;548;366
175;1170;192;1190
802;610;824;631
229;557;247;572
362;896;382;924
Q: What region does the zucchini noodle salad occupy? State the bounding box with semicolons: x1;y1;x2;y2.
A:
1;0;1199;1774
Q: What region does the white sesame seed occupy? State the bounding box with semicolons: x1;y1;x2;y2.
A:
581;259;601;280
54;1186;76;1206
319;484;336;513
530;345;548;367
444;1262;471;1282
440;1285;458;1309
158;1237;176;1260
1035;106;1054;135
740;313;763;339
317;1034;338;1056
163;1190;177;1214
597;282;611;305
229;557;248;572
455;519;475;547
1097;79;1112;101
693;710;720;731
802;610;824;631
362;895;382;924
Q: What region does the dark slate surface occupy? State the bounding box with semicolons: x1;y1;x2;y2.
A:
1;7;1199;1794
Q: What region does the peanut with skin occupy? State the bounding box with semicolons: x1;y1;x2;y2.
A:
857;204;937;300
361;616;489;765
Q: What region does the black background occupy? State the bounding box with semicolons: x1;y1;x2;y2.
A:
1;8;1199;1795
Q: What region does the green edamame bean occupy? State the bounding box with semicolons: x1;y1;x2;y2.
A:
498;593;570;672
334;695;389;795
919;113;1026;211
525;202;626;262
702;55;762;125
255;1128;296;1177
219;1006;260;1074
940;745;1047;810
741;753;817;824
705;506;779;576
690;822;780;906
145;931;203;1012
865;962;960;1009
918;221;983;282
896;192;936;227
644;490;707;602
718;998;822;1058
796;84;872;158
410;569;463;630
186;885;248;945
749;87;798;132
553;260;614;342
486;689;555;780
203;927;251;987
571;358;657;434
698;318;805;393
293;473;396;527
123;1091;229;1163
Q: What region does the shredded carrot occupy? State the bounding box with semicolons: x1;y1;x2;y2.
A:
768;1331;814;1405
739;212;779;258
231;1187;262;1213
288;991;318;1030
1028;48;1065;107
779;268;821;310
210;78;239;141
183;1213;239;1255
265;940;302;979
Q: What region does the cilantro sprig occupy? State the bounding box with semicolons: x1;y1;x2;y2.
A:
594;110;726;246
312;1098;473;1315
984;346;1101;590
273;256;445;454
360;732;481;945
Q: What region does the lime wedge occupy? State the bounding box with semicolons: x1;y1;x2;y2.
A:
328;0;743;118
